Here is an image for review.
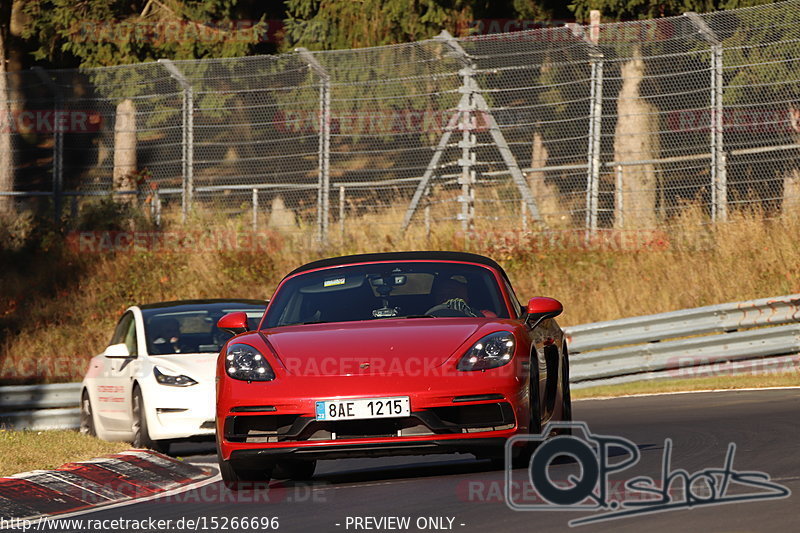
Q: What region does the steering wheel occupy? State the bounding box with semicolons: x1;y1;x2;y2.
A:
424;300;478;317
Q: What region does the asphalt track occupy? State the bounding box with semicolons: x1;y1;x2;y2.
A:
53;389;799;532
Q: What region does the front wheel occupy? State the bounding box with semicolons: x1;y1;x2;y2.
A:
485;365;543;470
132;387;170;454
79;390;96;437
217;443;273;490
511;366;543;469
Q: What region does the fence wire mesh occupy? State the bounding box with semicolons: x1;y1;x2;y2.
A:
2;1;800;239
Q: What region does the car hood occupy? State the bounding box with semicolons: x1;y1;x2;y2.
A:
262;319;484;376
149;353;217;383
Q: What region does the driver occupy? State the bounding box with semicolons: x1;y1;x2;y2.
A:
150;317;182;354
431;277;479;317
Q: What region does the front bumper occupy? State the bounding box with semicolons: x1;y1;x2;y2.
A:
144;382;216;441
228;438;509;466
217;369;529;462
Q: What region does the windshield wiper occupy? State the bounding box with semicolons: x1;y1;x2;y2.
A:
401;314;436;319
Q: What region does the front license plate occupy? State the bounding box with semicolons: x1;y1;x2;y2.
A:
315;396;410;421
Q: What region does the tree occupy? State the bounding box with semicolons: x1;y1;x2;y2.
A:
0;20;11;215
19;1;268;198
22;1;268;67
282;0;573;51
282;0;472;51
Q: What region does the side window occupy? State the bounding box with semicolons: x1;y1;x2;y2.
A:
504;280;524;318
123;317;138;356
110;312;138;356
110;313;133;345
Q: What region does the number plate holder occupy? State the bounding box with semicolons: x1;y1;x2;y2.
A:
315;396;411;421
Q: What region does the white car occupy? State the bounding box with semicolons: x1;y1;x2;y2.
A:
80;299;266;453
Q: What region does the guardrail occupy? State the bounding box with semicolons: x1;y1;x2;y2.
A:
2;293;799;430
565;293;800;389
0;383;81;430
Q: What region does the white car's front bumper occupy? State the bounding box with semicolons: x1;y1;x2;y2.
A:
144;382;216;441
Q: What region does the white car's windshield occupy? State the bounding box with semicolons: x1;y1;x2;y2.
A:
265;262;508;327
142;303;265;354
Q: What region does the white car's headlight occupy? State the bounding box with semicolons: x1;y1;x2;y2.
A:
226;343;275;381
153;366;198;387
457;332;515;371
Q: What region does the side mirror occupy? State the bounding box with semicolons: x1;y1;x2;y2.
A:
525;297;563;327
218;312;249;336
104;342;131;358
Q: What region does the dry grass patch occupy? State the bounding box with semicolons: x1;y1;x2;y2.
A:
0;430;130;478
572;371;800;399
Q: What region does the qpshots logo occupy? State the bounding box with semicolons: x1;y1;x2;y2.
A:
504;422;791;526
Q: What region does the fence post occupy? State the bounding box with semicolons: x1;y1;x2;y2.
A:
32;67;63;226
570;13;603;234
252;188;258;232
458;74;476;231
685;12;726;222
153;189;161;227
424;187;431;238
338;185;345;242
158;59;194;223
615;164;623;228
521;199;527;231
400;31;541;232
297;48;331;245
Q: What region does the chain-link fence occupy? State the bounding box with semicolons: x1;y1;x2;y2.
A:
2;1;800;240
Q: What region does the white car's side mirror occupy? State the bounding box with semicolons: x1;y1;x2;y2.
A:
104;342;131;358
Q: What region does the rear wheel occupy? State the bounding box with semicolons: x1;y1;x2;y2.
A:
217;443;273;490
273;459;316;481
132;387;170;454
559;345;573;435
79;390;96;437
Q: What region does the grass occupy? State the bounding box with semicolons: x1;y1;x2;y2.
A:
0;429;131;478
572;371;800;399
1;200;800;384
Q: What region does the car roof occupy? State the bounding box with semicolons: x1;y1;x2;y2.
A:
138;299;267;311
285;251;511;282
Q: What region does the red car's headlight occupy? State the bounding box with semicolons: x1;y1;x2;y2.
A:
457;332;515;371
225;343;275;381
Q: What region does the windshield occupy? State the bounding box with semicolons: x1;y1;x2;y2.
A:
143;303;265;355
265;262;508;327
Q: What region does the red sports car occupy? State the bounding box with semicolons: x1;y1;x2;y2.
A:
215;251;571;488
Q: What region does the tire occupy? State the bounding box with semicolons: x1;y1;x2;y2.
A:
559;345;573;435
217;442;273;490
273;459;316;481
132;386;170;454
79;390;96;437
484;356;543;470
511;363;543;469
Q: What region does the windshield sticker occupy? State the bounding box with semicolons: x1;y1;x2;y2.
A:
324;277;346;287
